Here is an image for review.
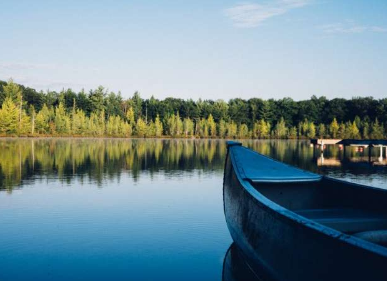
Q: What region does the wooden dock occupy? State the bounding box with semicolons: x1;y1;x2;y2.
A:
311;139;387;147
311;139;387;162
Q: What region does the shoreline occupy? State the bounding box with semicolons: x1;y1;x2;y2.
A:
0;136;306;141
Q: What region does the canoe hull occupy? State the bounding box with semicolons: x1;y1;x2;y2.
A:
223;148;387;281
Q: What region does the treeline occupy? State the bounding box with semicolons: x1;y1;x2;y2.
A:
0;79;386;139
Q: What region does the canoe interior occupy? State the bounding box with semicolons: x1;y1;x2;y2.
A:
224;143;387;280
251;175;387;236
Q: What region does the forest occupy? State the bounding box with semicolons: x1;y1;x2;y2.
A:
0;79;386;139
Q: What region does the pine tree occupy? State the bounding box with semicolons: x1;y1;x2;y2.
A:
197;118;208;138
349;121;360;139
107;115;118;136
2;79;22;102
18;110;31;136
183;118;194;137
317;124;326;138
238;124;249;138
302;119;309;137
176;112;183;137
329;118;339;138
218;120;227;138
72;109;87;135
307;122;316;138
274;117;287;139
370;118;384;139
207;114;217;137
167;114;177;136
253;120;270;139
136;117;148;137
147;121;156;137
288;127;297;139
121;121;132;137
0;97;19;134
154;115;163;137
260;120;270;139
354;116;361;130
226;121;237;138
338;123;346;139
126;107;135;126
362;121;370;139
98;109;106;136
55;102;70;135
35;104;51;134
88;113;99;136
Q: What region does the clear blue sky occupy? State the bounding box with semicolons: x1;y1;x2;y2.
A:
0;0;386;100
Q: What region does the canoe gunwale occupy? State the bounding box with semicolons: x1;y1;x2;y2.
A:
226;143;387;257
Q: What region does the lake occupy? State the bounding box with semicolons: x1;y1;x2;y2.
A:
0;138;386;281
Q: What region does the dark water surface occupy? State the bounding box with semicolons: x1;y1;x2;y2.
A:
0;139;386;281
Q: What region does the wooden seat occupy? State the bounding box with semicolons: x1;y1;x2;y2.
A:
353;230;387;247
295;208;387;233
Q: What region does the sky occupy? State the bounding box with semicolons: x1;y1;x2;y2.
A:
0;0;386;101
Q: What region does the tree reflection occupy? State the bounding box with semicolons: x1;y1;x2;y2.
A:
1;139;379;191
0;139;231;191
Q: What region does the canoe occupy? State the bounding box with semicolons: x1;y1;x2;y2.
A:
223;141;387;281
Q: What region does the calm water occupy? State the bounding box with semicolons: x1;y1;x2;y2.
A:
0;139;386;281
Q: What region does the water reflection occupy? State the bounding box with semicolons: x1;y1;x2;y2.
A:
0;138;227;190
0;139;386;280
0;139;386;191
222;243;269;281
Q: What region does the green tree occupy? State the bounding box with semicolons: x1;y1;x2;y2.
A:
89;86;106;113
207;114;217;137
288;127;297;139
131;91;143;120
348;121;360;139
154;115;163;137
329;118;339;138
317;124;326;138
362;121;370;139
226;121;237;138
72;109;87;135
307;122;316;138
136;117;148;137
167;113;183;137
238;124;249;138
97;109;106;136
253;119;270;139
338;123;346;139
126;107;135;125
18;110;31;135
218;120;227;138
176;112;183;137
197;118;208;138
55;102;70;135
2;79;22;102
121;120;132;137
370;118;384;139
0;97;19;134
183;118;194;137
107;115;120;136
35;104;51;134
274;117;287;139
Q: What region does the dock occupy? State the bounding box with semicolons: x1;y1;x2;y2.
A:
311;139;387;147
311;139;387;162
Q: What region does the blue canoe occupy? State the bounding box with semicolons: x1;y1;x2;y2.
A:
223;142;387;281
